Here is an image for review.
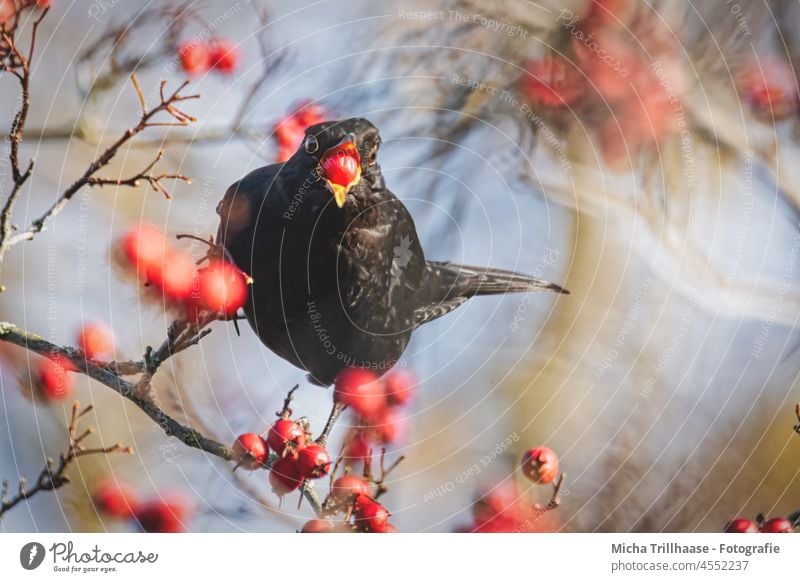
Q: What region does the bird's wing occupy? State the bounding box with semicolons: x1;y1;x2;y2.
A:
216;163;286;249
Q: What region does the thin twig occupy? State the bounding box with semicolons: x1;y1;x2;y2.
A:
0;402;132;519
2;76;198;253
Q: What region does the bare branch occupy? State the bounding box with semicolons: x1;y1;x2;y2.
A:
0;75;199;288
0;402;132;519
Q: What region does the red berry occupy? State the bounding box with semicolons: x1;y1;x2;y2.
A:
134;496;190;533
232;433;268;470
343;430;371;461
369;408;406;444
269;456;303;496
77;323;114;360
272;102;328;162
0;0;13;24
36;357;74;401
761;517;794;533
724;518;758;533
300;519;334;533
521;446;559;485
179;41;211;76
121;224;168;277
195;260;248;317
148;250;196;302
334;368;385;419
520;56;583;108
331;474;372;505
266;419;306;455
320;143;360;187
296;443;331;479
209;39;238;74
354;501;390;533
352;493;372;512
92;479;138;519
384;369;415;407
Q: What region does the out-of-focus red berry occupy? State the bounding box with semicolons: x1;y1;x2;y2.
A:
521;447;559;485
296;443;331;479
354;501;390;533
232;433;268;470
77;323;114;360
121;224;168;277
343;430;371;462
134;496;190;533
368;408;406;444
334;368;385;419
520;56;583;108
35;357;74;401
737;56;799;120
300;519;334;533
0;0;14;23
723;518;758;533
760;517;794;533
209;38;238;74
195;260;248;317
269;456;303;496
273;103;328;162
148;250;196;302
179;41;211;76
384;369;415;407
330;474;372;505
266;419;306;455
93;479;138;519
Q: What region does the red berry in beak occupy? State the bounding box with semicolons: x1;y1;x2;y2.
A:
320;142;361;207
322;149;359;186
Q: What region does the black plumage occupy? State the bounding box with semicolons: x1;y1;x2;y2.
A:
217;117;567;385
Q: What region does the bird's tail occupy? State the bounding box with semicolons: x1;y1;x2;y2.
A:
428;261;569;299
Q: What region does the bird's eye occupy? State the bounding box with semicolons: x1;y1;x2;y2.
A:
304;134;319;154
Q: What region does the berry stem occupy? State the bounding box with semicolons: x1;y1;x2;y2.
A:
316;401;345;447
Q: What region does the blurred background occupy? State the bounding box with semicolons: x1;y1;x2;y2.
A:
1;0;799;532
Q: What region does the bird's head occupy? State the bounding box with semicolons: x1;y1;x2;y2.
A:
301;117;382;208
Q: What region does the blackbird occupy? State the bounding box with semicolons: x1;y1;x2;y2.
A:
216;117;568;386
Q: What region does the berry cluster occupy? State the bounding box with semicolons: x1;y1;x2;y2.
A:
724;516;797;534
230;392;333;499
179;39;239;76
456;447;563;533
93;479;191;533
117;223;249;318
335;368;414;461
230;370;410;533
